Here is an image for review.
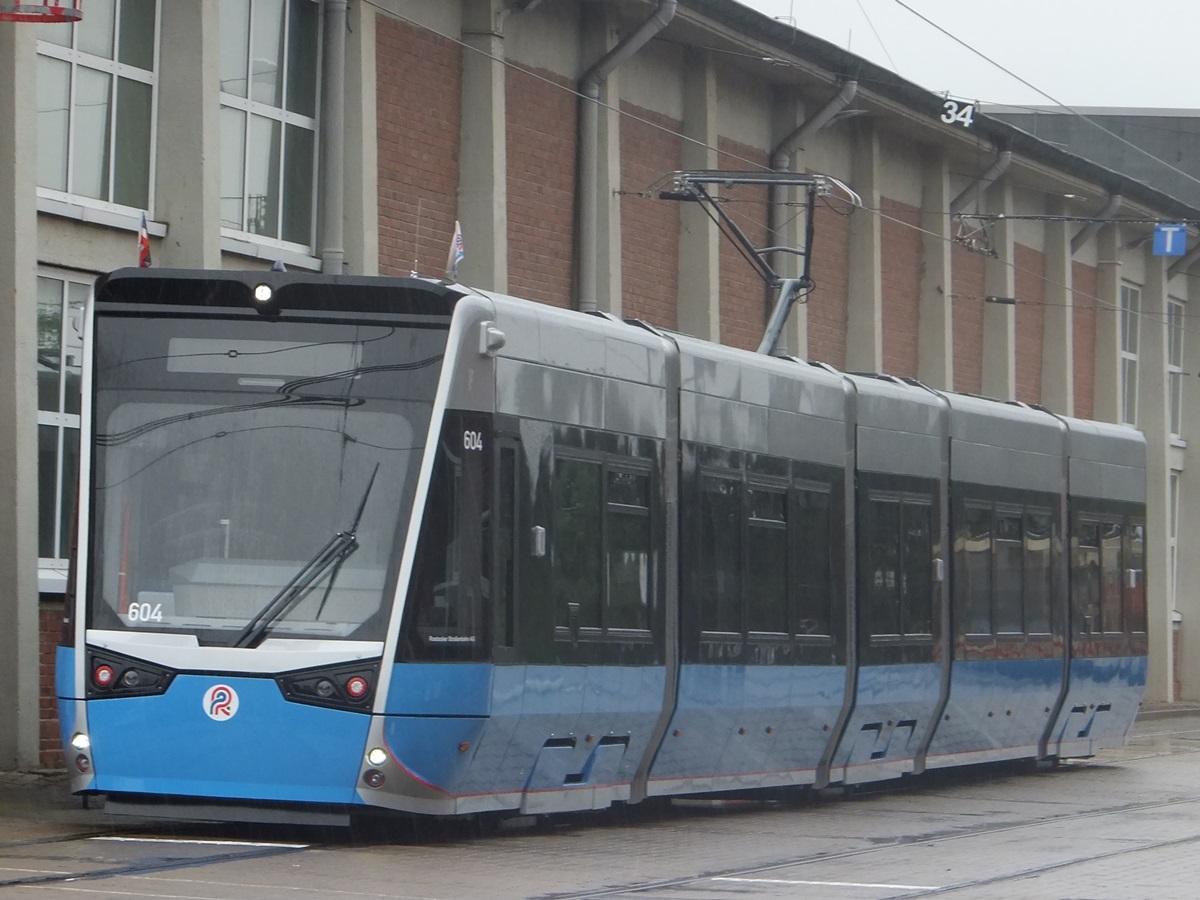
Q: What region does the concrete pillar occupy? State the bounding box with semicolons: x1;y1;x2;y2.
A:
1093;225;1123;424
676;47;719;342
0;22;41;769
1174;259;1200;700
457;0;507;291
771;91;808;358
155;1;222;267
846;120;882;373
1141;251;1173;703
917;150;953;390
981;181;1015;400
1041;198;1074;414
345;2;379;275
579;3;624;315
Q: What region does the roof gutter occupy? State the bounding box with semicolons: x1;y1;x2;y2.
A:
578;0;677;312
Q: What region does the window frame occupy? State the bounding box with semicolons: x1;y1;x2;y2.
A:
218;0;322;254
36;268;93;593
36;0;161;216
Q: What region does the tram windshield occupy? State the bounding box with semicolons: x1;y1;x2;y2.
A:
87;313;448;646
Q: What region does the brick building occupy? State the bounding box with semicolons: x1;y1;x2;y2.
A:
2;0;1197;769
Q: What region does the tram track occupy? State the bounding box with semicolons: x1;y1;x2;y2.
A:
0;834;309;889
537;790;1200;899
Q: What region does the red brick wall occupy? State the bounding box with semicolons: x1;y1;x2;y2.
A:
1073;261;1099;421
808;196;850;368
880;197;921;378
717;139;770;352
952;244;986;394
40;602;64;769
1014;244;1046;405
377;18;461;277
620;103;681;330
507;64;577;308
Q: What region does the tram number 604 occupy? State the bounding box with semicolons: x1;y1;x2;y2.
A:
464;430;484;451
126;602;164;623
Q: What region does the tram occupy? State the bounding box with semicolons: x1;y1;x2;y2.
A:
57;268;1147;824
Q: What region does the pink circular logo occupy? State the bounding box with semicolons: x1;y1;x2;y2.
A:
202;684;239;721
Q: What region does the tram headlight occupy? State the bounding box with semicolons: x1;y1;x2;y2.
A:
345;676;369;700
366;747;387;767
363;769;385;789
253;284;273;304
70;732;91;751
315;678;336;698
120;669;142;688
92;665;115;689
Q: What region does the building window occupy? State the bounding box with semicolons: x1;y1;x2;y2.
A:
1119;282;1141;427
1168;298;1185;438
36;0;159;212
219;0;320;249
37;270;90;590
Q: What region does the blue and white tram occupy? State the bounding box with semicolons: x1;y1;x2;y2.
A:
58;269;1147;823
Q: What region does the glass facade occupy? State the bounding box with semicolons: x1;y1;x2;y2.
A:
219;0;320;249
36;0;158;211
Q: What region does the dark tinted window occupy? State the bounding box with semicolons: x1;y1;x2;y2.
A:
795;487;832;636
901;500;933;635
866;497;901;636
994;513;1024;633
554;458;602;631
747;487;788;634
961;503;992;634
1024;510;1052;634
700;475;741;634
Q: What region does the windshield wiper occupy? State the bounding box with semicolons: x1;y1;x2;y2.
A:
232;464;380;649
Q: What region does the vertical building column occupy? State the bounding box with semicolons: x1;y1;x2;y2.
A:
917;149;953;389
676;47;719;342
846;120;882;373
981;181;1016;399
772;93;807;357
155;1;222;267
1174;260;1200;700
1041;198;1074;414
457;0;507;292
344;1;379;275
1141;250;1173;703
579;3;624;315
1093;225;1123;424
0;22;40;769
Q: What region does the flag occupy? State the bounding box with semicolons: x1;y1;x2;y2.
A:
138;213;152;268
445;220;464;281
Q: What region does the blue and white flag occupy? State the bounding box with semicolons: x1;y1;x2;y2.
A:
446;220;464;281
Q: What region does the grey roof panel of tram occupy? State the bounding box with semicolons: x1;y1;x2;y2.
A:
1064;418;1146;504
944;394;1066;494
845;375;943;480
671;335;847;465
480;291;669;438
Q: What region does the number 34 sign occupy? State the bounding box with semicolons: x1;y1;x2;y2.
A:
940;98;976;129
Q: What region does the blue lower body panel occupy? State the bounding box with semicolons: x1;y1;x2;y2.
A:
830;663;941;785
88;674;371;804
924;658;1062;769
364;663;665;816
647;664;845;796
1051;655;1146;758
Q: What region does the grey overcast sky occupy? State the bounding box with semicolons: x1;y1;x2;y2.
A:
736;0;1199;110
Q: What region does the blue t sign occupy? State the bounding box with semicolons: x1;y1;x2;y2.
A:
1154;223;1187;256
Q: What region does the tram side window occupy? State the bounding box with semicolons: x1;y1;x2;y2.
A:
994;512;1024;634
1072;522;1101;635
795;487;832;637
699;475;741;634
554;458;603;631
960;503;993;634
553;454;653;639
1024;511;1053;634
746;488;788;634
606;469;652;631
402;425;489;662
863;494;933;638
1100;522;1124;633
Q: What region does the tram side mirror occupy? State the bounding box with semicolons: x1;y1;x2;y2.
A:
530;525;547;558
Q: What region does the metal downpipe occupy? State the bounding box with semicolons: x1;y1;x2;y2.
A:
948;149;1012;216
320;0;348;274
1071;193;1121;255
577;0;677;312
